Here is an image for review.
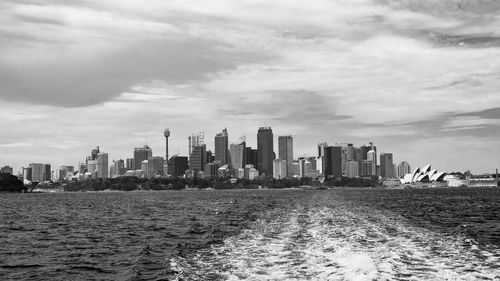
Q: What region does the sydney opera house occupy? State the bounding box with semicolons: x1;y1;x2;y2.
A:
402;165;446;184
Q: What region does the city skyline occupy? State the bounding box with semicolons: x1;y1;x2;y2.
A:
1;1;500;174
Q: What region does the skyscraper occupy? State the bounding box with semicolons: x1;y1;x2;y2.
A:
97;153;109;178
126;158;134;171
190;144;206;173
215;128;229;166
230;141;246;170
29;163;44;183
317;142;328;174
147;156;164;178
273;159;287;179
167;155;189;177
278;135;293;177
325;146;342;177
43;164;51;181
134;145;152;170
245;147;258;167
379;153;394;179
397;161;411;178
257;127;274;177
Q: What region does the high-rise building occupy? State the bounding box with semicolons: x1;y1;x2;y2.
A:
59;165;74;181
126;158;134;171
215;128;229;166
147;156;164;178
379;153;394;179
278;135;293;177
317;142;328;174
190;144;206;173
245;147;258;167
365;149;377;176
257;127;274;177
167;155;189;177
230;141;246;170
141;160;148;177
325;146;342;177
273;159;287;179
43;164;51;181
397;161;411;179
111;159;125;177
23;167;32;182
86;160;97;174
341;144;355;176
97;153;109;178
134;145;152;170
188;132;204;158
29;163;44;183
346;160;359;178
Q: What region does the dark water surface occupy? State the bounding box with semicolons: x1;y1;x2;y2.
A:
1;188;499;280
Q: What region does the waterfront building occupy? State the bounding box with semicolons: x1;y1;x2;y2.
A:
291;161;300;177
1;166;13;175
97;153;109;178
244;147;258;167
115;159;125;177
218;164;231;178
29;163;44;183
167;155;189;177
397;161;411;179
278;135;293;177
215;128;229;166
273;159;287;179
325;146;342;178
134;145;152;170
190;144;207;173
361;160;374;177
379;153;394;179
43;164;51;181
230;141;246;170
257;127;274;177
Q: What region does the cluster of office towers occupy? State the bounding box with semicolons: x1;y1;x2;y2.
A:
8;126;413;183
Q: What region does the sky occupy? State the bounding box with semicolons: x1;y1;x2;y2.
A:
1;0;500;174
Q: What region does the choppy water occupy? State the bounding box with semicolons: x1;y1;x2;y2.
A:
1;188;499;280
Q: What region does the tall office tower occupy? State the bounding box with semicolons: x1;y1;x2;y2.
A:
1;166;13;174
325;146;342;177
141;160;148;177
134;145;152;170
147;156;164;178
23;167;33;182
245;147;258;167
29;163;44;183
206;150;215;164
278;135;293;177
346;160;359;178
366;149;377;176
273;159;287;179
230;141;246;170
126;158;134;170
317;142;328;174
86;160;97;174
397;161;411;179
257;127;274;177
188;132;204;158
215;128;229;166
164;128;170;163
379;153;394;179
97;153;109;178
113;159;125;177
91;146;99;160
340;144;355;176
167;155;189;177
59;165;74;181
190;144;207;173
43;164;51;181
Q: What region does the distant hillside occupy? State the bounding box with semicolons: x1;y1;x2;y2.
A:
0;173;26;192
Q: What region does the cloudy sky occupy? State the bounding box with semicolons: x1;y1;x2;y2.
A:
1;0;500;174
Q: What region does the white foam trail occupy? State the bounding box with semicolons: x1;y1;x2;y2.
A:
187;202;500;280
